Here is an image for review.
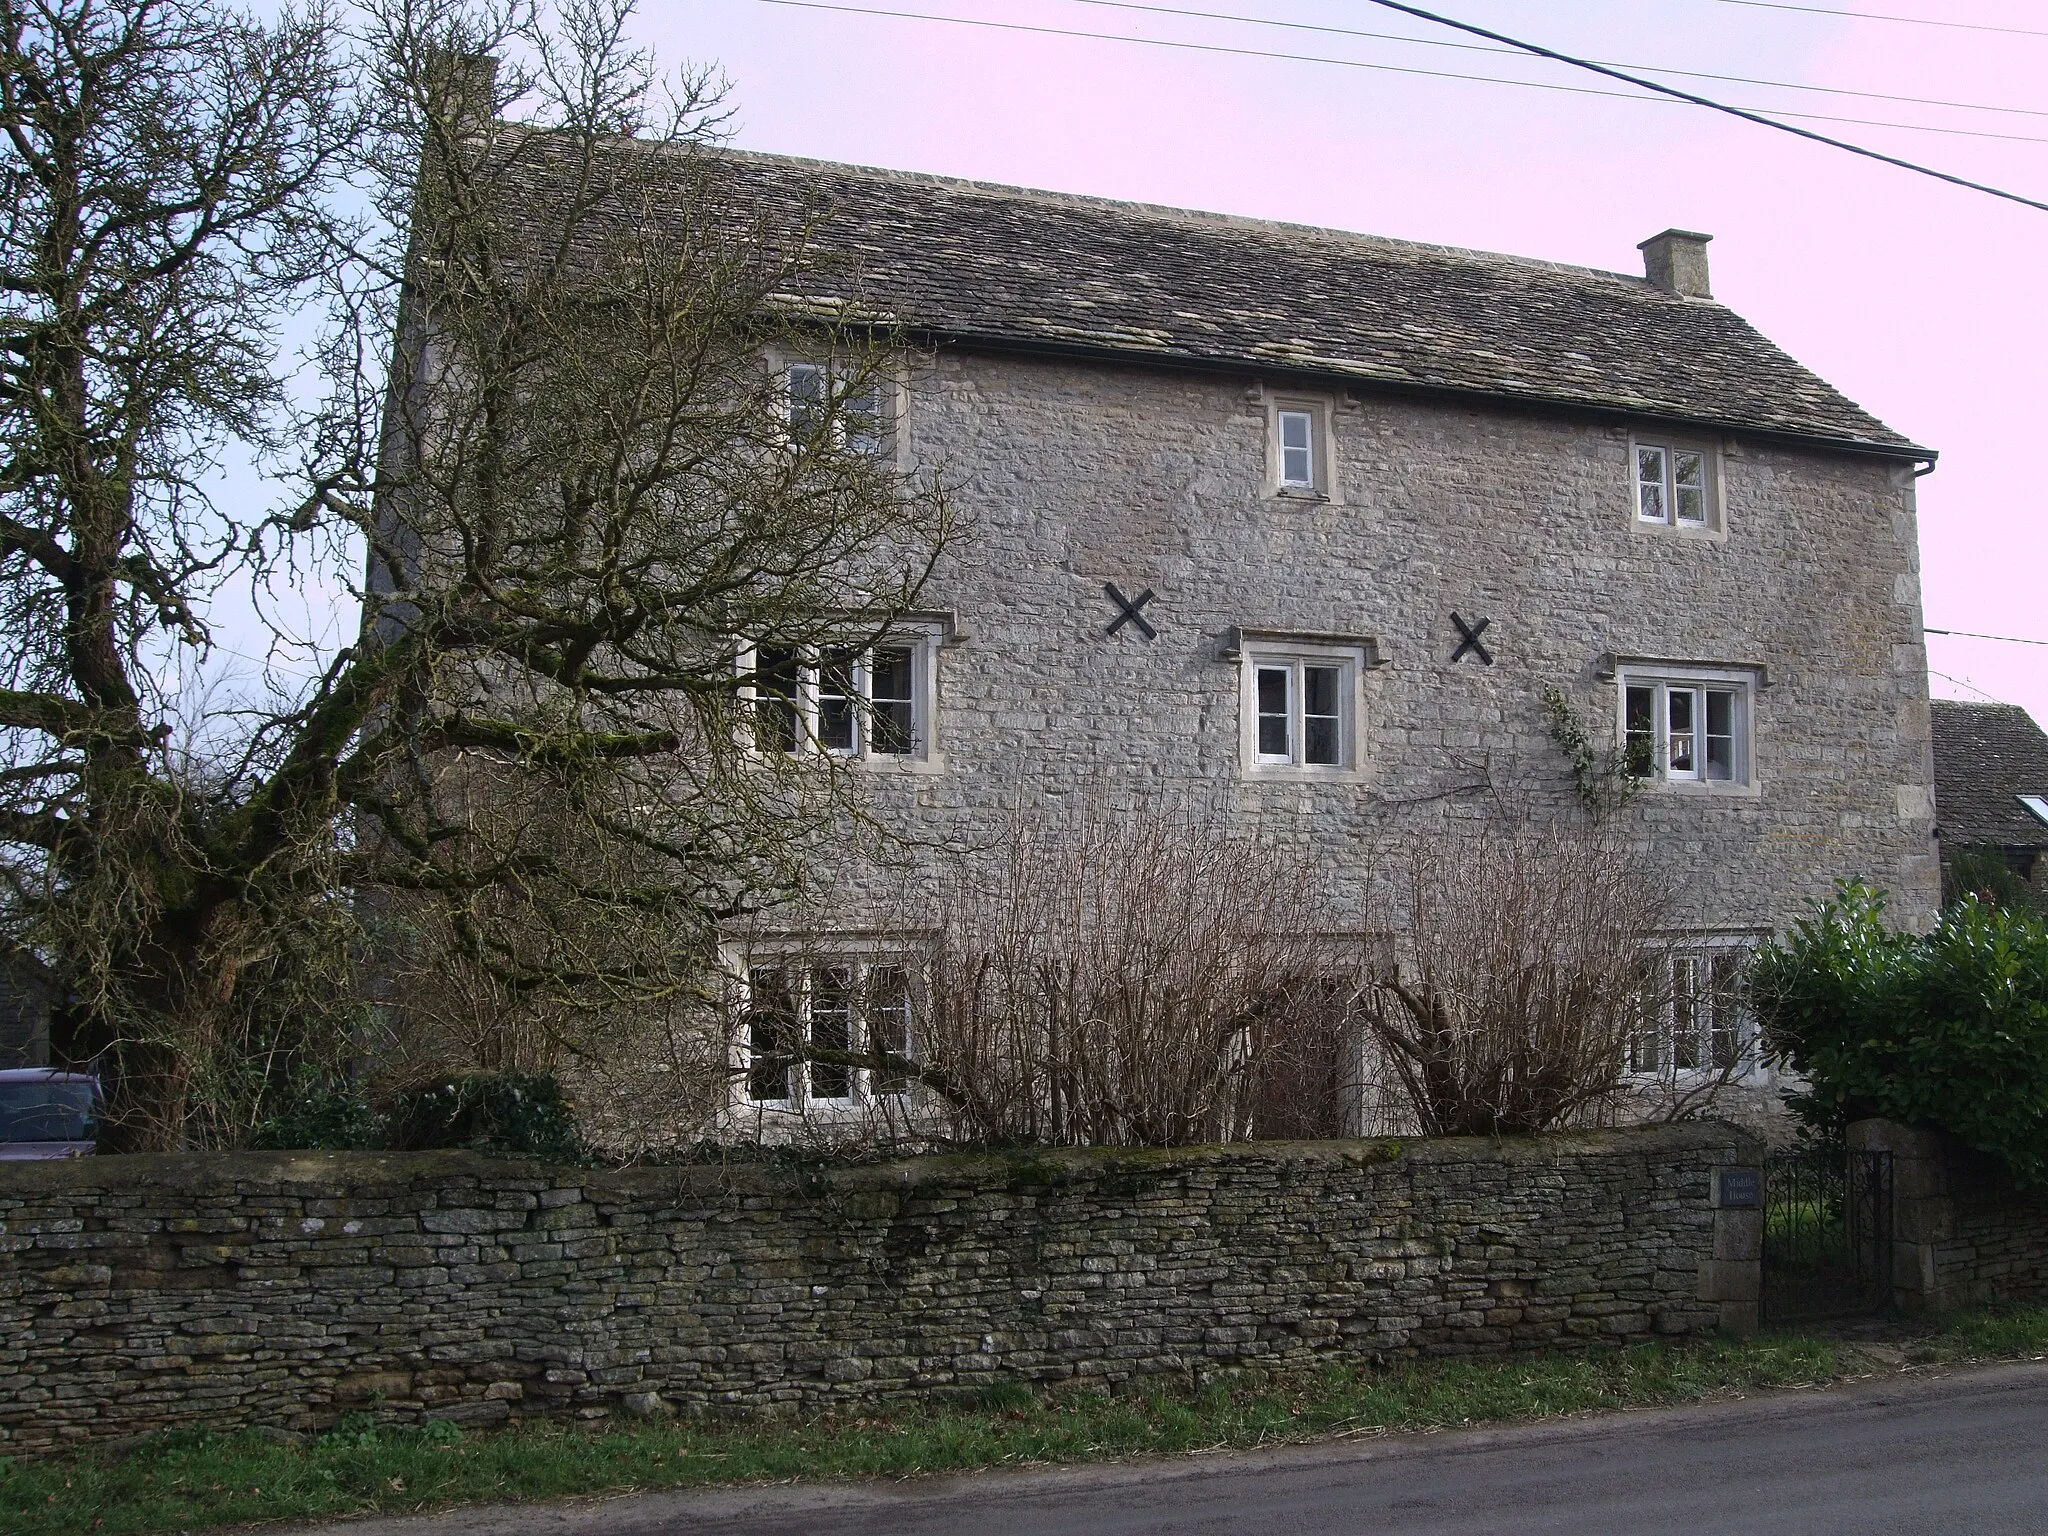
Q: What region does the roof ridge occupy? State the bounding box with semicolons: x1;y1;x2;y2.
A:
711;146;1667;294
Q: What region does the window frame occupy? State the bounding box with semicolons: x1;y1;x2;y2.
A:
1238;638;1367;779
1616;664;1759;794
737;623;942;769
1628;936;1765;1083
733;952;922;1112
1629;433;1723;536
781;356;902;464
1263;392;1334;501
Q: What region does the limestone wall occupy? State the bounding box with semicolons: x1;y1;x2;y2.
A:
850;348;1941;935
0;1124;1755;1456
1850;1119;2048;1311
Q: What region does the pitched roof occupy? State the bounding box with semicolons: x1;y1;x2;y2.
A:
695;149;1921;456
1930;700;2048;850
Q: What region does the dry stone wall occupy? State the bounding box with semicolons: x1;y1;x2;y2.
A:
0;1124;1755;1456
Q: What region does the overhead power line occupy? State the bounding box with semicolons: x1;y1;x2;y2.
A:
1073;0;2048;120
1926;627;2048;648
750;0;2048;147
1354;0;2048;214
1707;0;2048;39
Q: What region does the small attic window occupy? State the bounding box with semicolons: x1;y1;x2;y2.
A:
2020;795;2048;826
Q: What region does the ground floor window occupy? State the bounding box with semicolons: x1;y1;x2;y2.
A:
1631;941;1757;1076
742;960;916;1106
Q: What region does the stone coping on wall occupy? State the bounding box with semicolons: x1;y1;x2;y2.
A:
0;1119;1746;1196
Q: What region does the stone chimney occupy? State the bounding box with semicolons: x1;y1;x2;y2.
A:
1638;229;1713;299
424;49;500;135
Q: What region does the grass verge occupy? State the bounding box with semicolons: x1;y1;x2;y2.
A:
5;1310;2046;1536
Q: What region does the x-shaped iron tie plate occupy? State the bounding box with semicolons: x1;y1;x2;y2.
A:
1451;612;1493;665
1104;582;1157;640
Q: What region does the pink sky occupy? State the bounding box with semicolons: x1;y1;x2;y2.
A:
659;0;2048;724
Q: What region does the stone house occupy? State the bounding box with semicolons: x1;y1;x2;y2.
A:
410;137;1941;1140
680;150;1943;1140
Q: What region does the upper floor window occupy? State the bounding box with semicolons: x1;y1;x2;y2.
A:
1633;437;1719;531
1620;667;1755;788
787;361;894;457
1265;394;1331;498
1278;409;1315;488
744;625;937;763
1237;635;1367;776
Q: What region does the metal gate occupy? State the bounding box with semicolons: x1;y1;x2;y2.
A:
1761;1147;1894;1322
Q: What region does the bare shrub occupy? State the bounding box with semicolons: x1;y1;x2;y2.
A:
1365;819;1672;1136
905;808;1366;1148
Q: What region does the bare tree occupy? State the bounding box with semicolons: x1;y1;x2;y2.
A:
1364;819;1672;1136
736;807;1368;1151
0;0;951;1147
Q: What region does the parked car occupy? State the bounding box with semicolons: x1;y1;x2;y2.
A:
0;1068;100;1159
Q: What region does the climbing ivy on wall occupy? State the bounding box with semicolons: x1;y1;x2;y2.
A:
1540;685;1649;819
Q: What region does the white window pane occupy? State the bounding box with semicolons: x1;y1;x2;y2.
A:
746;968;797;1101
1709;952;1744;1069
867;966;913;1096
809;967;853;1099
1303;664;1341;766
754;646;801;754
1666;688;1696;777
1256;666;1292;759
788;364;826;436
1631;979;1662;1073
1675;450;1707;524
1636;445;1667;521
1279;410;1315;486
1704;689;1737;781
844;380;888;456
818;649;857;753
869;646;915;755
1625;686;1656;778
1673;957;1701;1070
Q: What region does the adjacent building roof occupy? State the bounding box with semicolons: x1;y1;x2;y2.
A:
687;148;1921;456
1930;700;2048;851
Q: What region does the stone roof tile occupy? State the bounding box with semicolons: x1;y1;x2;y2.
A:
1931;700;2048;851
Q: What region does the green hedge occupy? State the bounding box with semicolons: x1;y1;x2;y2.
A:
1753;886;2048;1184
251;1070;586;1162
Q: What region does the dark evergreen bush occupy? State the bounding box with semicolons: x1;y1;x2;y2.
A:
1944;845;2045;916
381;1072;588;1163
250;1070;586;1162
250;1071;383;1151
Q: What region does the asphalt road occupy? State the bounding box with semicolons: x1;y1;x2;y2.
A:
307;1360;2048;1536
